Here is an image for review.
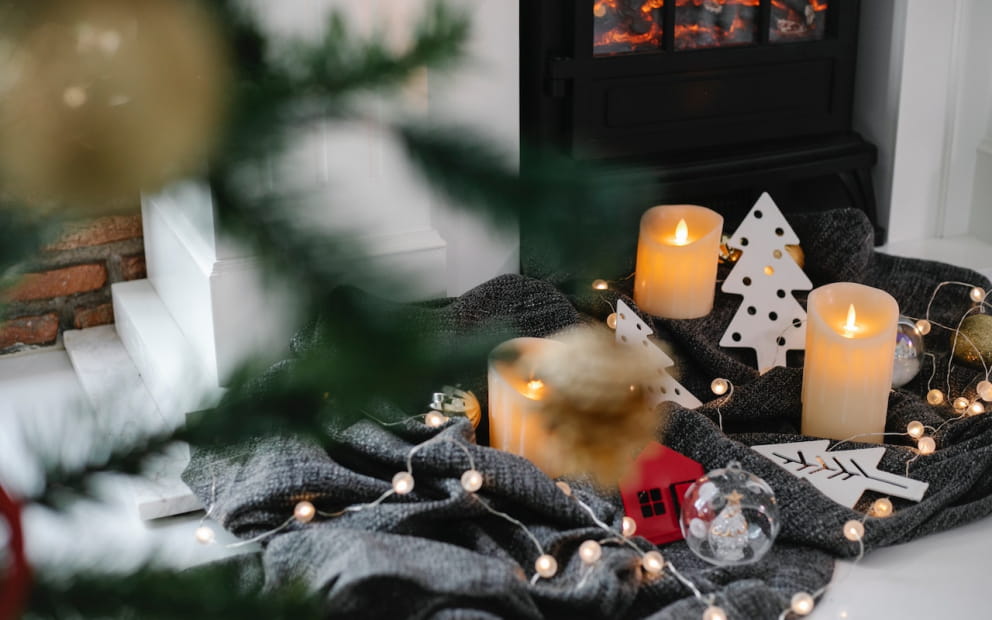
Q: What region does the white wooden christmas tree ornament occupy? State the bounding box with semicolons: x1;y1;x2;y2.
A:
751;440;929;508
720;192;812;374
615;300;702;409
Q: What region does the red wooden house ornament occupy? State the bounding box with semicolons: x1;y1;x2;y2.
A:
619;442;705;545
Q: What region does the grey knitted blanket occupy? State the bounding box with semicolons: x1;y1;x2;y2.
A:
183;209;992;619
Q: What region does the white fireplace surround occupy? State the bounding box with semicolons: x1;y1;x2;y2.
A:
116;0;992;417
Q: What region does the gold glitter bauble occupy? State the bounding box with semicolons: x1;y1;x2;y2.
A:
532;325;662;486
0;0;229;210
952;314;992;369
785;244;805;269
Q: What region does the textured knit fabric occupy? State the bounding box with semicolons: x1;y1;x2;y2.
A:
184;209;992;619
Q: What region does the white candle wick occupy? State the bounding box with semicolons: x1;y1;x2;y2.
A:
673;218;689;246
841;304;860;338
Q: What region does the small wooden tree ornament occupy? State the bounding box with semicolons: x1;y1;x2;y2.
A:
615;300;702;409
720;192;812;373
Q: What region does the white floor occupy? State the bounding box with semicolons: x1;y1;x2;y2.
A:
1;334;989;617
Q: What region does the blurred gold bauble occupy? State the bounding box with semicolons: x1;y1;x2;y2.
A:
0;0;230;210
952;314;992;369
532;325;662;486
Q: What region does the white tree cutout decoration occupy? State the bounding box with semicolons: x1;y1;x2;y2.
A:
615;300;702;409
752;440;929;507
720;192;812;373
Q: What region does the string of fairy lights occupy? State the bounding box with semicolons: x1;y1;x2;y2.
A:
189;273;987;619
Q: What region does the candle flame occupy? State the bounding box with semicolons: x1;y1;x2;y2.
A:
674;218;689;246
841;304;859;338
525;379;545;399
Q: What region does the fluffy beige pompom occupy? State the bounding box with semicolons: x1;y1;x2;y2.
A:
532;325;665;486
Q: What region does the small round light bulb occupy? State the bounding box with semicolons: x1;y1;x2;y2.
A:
917;436;936;455
978;380;992;402
640;551;664;575
592;279;609;291
915;319;932;335
954;397;970;413
534;554;558;579
710;378;729;396
194;525;215;545
870;498;893;518
293;500;316;524
702;605;728;620
970;401;985;416
790;591;815;616
392;471;415;495
606;313;618;330
906;421;925;439
556;481;572;496
926;389;945;405
425;411;448;428
622;516;637;537
971;286;986;303
460;469;483;493
842;520;864;541
578;540;602;565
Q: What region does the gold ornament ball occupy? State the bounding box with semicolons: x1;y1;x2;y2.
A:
0;0;230;210
842;520;864;541
917;436;936;455
951;314;992;369
926;389;945;406
785;244;805;268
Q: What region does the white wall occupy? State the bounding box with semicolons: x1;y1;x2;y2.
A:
856;0;992;249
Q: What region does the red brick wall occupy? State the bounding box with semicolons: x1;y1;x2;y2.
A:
0;213;146;353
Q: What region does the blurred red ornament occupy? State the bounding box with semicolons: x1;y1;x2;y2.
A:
0;485;30;620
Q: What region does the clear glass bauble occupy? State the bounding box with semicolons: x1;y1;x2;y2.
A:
892;316;925;388
679;461;779;566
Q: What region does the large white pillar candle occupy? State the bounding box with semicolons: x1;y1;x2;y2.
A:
802;282;899;442
488;337;562;477
634;204;723;318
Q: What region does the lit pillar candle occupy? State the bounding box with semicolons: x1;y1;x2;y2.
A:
802;282;899;442
634;204;724;318
488;337;562;477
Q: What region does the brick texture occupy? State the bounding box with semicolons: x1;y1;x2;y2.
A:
5;264;108;302
73;303;115;329
120;253;147;281
0;313;59;349
1;210;144;355
45;215;143;251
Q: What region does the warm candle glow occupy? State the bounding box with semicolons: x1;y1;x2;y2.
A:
673;218;689;246
841;304;860;338
525;379;545;399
